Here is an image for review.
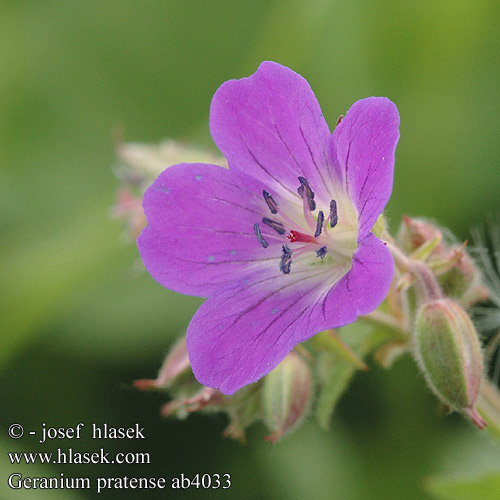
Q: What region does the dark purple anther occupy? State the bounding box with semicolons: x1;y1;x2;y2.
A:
314;211;324;237
263;190;278;214
316;246;327;259
262;217;286;235
297;176;316;211
254;223;269;248
280;245;293;274
329;200;338;228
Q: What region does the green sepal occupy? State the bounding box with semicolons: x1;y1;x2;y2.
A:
313;323;390;430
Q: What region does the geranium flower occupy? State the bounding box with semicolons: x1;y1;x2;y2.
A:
138;61;400;394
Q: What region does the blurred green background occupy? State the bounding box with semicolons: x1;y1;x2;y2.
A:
2;1;500;499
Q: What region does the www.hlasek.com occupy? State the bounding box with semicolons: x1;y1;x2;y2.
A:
6;422;231;493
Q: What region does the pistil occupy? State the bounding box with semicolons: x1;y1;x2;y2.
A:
287;230;317;244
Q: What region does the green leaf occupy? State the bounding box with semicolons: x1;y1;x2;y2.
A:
424;472;500;500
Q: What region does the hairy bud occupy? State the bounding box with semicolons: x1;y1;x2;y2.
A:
414;299;486;429
437;246;489;306
117;139;227;179
262;352;313;443
134;336;190;390
397;216;445;255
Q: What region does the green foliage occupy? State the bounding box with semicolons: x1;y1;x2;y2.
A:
425;472;500;500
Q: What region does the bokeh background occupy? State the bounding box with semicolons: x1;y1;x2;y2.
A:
2;1;500;499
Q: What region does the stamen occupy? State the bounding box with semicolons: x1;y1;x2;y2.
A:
297;176;316;211
262;217;286;235
316;246;328;259
254;223;269;248
280;245;293;274
263;190;278;214
314;211;324;238
255;180;338;274
329;200;338;228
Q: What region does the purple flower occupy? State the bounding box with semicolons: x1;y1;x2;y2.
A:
138;62;400;395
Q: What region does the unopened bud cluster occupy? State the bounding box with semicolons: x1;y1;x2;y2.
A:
397;217;487;307
135;336;313;442
393;217;487;428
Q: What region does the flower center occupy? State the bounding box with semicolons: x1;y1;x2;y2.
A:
254;177;353;274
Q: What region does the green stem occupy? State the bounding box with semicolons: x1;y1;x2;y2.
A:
385;239;411;272
386;240;443;304
359;310;407;341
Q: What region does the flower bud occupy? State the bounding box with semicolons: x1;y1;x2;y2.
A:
113;188;147;240
262;352;313;443
397;216;445;255
134;336;190;390
437;246;489;307
117;139;227;179
414;299;486;429
161;387;224;418
397;216;488;307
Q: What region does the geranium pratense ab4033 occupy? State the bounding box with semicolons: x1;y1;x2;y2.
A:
138;62;400;395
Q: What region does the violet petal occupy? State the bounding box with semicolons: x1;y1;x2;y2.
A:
138;163;281;297
210;61;335;204
331;97;400;240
